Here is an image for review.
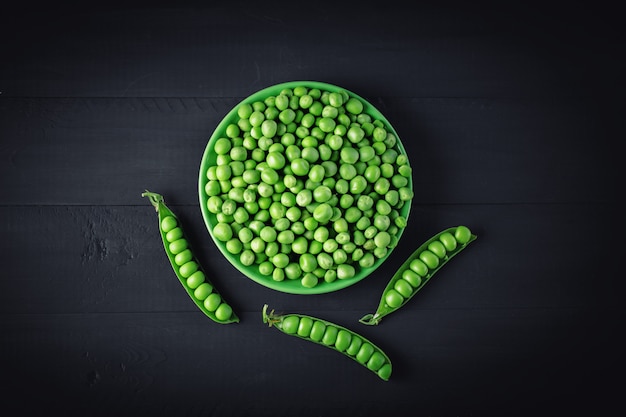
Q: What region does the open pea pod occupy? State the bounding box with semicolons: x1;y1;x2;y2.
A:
359;225;477;326
142;190;239;324
263;304;392;381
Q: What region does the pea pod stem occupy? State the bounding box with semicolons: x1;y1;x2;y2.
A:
263;304;392;381
141;191;163;211
143;190;239;324
359;226;477;326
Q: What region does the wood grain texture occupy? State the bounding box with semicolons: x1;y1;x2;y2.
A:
0;203;618;315
1;307;618;417
1;2;622;99
0;97;618;205
0;1;623;416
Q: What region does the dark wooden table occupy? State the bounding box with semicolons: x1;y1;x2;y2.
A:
1;2;622;416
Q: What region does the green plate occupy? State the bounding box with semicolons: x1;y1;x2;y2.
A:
198;81;412;294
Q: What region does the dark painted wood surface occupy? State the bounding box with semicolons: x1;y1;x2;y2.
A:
1;2;623;416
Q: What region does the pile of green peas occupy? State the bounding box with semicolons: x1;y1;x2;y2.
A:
204;86;413;289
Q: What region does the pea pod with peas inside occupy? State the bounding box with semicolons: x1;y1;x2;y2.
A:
142;190;239;324
359;225;476;326
262;304;392;381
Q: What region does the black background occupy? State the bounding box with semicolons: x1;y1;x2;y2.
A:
1;1;623;416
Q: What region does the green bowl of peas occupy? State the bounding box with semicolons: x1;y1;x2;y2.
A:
199;81;413;294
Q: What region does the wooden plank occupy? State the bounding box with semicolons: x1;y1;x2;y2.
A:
0;203;618;315
0;97;618;205
1;3;621;99
1;307;618;416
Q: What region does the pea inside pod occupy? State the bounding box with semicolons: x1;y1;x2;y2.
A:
142;190;239;324
359;225;476;326
262;304;392;381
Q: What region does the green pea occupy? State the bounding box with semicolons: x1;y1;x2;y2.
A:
333;249;348;265
308;164;325;183
250;237;266;254
309;320;326;342
399;187;414;201
240;249;255;266
296;189;312;207
215;303;233;321
346;336;362;356
327;134;343;150
322;326;339;346
318;117;336;133
301;146;319;163
261;119;278;138
335;330;352;352
297;317;314;337
165;227;183;243
345;97;364;114
337;264;355;280
428;240;447;259
384;289;404;308
213;138;231;156
169;239;188;255
174;249;193;266
394;279;413;298
419;250;439;269
349;175;367;194
204;293;221;312
410;258;429;277
233;207;249;224
402;269;422;288
312;203;333;224
367;351;386;371
322;238;338;253
333;179;348;195
299;253;318;273
374;214;391;231
282;316;300;334
324;269;337;283
313;185;332;203
186;270;205;289
359;252;375;268
291;158;310;176
340;147;359;164
260;226;277;243
272;268;285;281
259;261;274;276
160;216;177;233
455;225;472;244
237;102;253;119
271;253;289;269
356;343;375;364
194;282;213;300
212;223;233;242
179;261;199;278
291;221;305;236
439;232;457;251
277;230;295;245
374;231;391;249
377;363;392;380
291;236;308;254
285;263;302;280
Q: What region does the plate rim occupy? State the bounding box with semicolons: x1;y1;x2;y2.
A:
198;80;412;295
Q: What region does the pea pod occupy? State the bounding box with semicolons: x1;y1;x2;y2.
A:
262;304;392;381
142;190;239;324
359;225;477;325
